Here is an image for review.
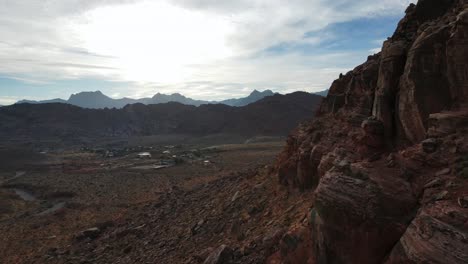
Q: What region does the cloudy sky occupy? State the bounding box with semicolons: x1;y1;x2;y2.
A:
0;0;415;104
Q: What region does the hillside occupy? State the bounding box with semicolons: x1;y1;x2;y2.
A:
1;92;323;144
16;90;279;109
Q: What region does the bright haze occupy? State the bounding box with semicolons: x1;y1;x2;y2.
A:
0;0;415;105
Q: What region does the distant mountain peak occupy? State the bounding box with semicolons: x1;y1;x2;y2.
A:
16;89;280;109
248;89;275;98
69;90;108;99
250;89;273;96
220;89;276;107
251;89;260;94
71;90;103;95
170;93;185;98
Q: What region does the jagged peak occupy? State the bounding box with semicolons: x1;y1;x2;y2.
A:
69;90;106;98
249;89;274;96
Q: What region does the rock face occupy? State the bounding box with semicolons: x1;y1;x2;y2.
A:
313;168;417;264
385;201;468;263
274;0;468;263
374;0;468;144
319;54;380;117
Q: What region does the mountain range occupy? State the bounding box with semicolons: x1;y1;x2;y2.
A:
1;92;323;143
16;90;278;109
16;89;327;109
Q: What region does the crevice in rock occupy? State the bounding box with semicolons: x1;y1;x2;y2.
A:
380;205;419;264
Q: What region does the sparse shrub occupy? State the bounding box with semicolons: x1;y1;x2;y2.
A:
458;167;468;179
454;161;468;173
462;155;468;162
0;203;13;214
353;170;369;180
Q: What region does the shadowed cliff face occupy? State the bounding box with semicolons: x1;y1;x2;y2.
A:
275;0;468;263
322;0;467;146
377;0;468;145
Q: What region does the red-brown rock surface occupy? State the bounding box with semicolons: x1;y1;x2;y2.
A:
274;0;468;263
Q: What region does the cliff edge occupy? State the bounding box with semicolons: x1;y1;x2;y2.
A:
275;0;468;263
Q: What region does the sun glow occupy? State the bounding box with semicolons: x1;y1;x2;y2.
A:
71;1;234;83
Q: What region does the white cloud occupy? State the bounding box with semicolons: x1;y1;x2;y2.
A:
369;47;382;54
0;96;22;105
0;0;416;100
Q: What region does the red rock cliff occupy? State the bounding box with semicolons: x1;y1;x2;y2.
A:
275;0;468;263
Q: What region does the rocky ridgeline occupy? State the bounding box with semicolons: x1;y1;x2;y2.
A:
0;92;322;143
275;0;468;263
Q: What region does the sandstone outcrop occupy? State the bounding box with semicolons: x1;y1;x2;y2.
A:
274;0;468;263
313;168;417;264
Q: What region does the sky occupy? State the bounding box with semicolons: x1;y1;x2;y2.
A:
0;0;416;105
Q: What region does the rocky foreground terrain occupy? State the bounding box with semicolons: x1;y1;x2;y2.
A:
0;141;318;264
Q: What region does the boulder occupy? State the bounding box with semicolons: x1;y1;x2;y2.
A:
312;169;417;264
458;196;468;208
262;228;286;255
423;178;442;189
203;245;233;264
385;201;468;264
432;190;449;201
422;138;439;153
266;227;314;264
427;111;468;137
435;168;451;176
361;117;385;149
76;227;101;240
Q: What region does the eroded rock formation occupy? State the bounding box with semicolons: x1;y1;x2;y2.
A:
275;0;468;263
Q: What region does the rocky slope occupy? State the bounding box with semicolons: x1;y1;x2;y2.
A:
275;0;468;263
0;92;322;143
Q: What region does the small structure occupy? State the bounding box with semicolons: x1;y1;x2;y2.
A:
138;152;152;159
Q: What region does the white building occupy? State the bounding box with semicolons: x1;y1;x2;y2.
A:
138;152;152;159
